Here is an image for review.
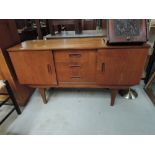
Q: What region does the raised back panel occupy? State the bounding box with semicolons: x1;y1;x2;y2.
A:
0;20;20;50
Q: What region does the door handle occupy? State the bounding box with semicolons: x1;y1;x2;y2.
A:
101;63;105;72
97;62;105;72
47;64;52;74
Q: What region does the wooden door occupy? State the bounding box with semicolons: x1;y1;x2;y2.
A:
9;51;57;85
96;49;147;85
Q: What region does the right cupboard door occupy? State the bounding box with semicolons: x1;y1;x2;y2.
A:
96;49;147;86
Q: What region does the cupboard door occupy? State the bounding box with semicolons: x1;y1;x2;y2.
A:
96;49;147;85
9;51;57;85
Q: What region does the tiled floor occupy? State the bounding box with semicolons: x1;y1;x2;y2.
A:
0;83;155;135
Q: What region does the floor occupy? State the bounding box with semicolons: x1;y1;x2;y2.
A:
0;83;155;135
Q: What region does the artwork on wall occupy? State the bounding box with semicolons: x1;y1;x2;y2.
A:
107;19;148;44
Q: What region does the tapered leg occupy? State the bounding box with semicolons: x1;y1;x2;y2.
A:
111;89;118;106
39;88;47;104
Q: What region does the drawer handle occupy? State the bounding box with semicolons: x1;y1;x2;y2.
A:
47;64;52;74
69;54;81;58
70;65;81;68
71;76;81;79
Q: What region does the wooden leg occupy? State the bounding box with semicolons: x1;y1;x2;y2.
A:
38;88;47;104
111;89;118;106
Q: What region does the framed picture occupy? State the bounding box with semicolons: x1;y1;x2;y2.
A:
107;19;148;44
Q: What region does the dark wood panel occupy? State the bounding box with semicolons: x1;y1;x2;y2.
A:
0;20;20;50
82;19;96;30
48;19;82;35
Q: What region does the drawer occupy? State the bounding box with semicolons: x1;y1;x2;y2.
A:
55;61;96;83
54;50;94;63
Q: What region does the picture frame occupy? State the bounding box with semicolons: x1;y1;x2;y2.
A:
107;19;148;44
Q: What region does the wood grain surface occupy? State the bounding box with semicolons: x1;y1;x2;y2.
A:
7;38;149;52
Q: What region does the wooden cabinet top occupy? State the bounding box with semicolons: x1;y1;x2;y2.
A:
7;37;150;52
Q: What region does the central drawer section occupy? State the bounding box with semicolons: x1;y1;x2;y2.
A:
54;50;97;83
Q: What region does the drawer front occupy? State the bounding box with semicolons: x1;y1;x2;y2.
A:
55;62;95;82
54;50;97;83
54;50;89;63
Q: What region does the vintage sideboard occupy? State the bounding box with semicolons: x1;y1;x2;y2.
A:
7;37;149;106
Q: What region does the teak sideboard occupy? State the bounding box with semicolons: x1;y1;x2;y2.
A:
7;38;149;106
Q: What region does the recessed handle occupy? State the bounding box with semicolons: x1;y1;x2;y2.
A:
71;76;81;79
47;64;52;74
69;65;81;68
69;53;81;58
101;63;105;72
97;62;105;72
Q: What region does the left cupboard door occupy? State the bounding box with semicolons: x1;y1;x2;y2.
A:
9;51;57;85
